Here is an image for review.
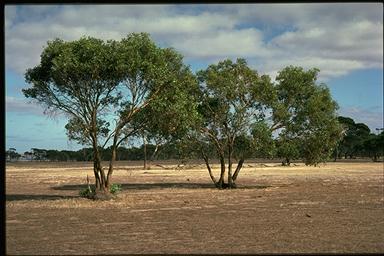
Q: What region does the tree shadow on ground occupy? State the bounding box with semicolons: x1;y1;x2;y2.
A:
6;194;78;201
52;182;271;191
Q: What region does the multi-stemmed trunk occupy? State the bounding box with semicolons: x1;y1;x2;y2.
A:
90;133;113;199
203;152;244;189
89;120;121;199
105;128;124;194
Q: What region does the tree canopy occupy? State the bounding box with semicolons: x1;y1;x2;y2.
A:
189;61;342;188
23;33;199;197
272;66;342;165
193;58;275;188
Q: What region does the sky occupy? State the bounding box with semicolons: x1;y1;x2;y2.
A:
5;3;383;154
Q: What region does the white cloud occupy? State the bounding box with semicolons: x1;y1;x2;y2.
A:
271;20;383;69
172;28;269;59
261;57;366;81
221;3;382;27
6;96;45;115
4;4;383;81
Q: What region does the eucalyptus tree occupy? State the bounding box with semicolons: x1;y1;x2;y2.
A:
6;148;20;161
195;61;342;189
363;131;384;161
195;58;275;189
336;116;371;159
24;37;121;196
271;66;342;165
23;33;198;198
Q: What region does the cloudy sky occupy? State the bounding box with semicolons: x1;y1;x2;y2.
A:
5;3;383;153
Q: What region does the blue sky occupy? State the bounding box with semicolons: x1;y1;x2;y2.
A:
5;4;383;153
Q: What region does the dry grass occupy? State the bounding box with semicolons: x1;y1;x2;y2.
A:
6;160;384;254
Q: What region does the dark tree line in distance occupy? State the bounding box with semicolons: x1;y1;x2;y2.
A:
334;116;383;161
8;117;383;163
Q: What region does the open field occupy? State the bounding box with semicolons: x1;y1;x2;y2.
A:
6;160;384;254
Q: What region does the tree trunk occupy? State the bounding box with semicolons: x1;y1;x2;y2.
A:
227;146;234;188
148;144;160;170
95;148;107;191
106;146;116;189
89;130;111;199
93;162;101;190
106;126;122;193
286;157;291;166
94;154;114;200
143;134;147;170
91;148;114;200
202;154;217;184
217;155;226;189
90;124;122;201
232;158;244;182
334;147;338;162
91;134;102;190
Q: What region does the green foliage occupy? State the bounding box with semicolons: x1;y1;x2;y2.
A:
79;185;95;198
300;122;342;165
336;116;372;158
335;116;384;161
276;134;300;164
195;58;273;158
130;57;200;146
23;36;122;150
116;34;201;165
251;121;276;158
233;135;254;159
272;66;343;165
109;184;122;194
6;148;21;161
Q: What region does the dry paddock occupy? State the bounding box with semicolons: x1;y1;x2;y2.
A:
5;160;384;254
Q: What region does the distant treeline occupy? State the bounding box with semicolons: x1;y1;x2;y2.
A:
6;117;384;163
334;116;383;161
7;144;184;162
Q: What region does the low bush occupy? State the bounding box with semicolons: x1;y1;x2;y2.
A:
79;185;95;198
110;183;122;194
79;184;122;198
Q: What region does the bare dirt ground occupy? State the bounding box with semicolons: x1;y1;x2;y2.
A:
5;160;384;254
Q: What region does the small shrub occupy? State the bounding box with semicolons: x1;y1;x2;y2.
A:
109;183;122;194
79;185;95;198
